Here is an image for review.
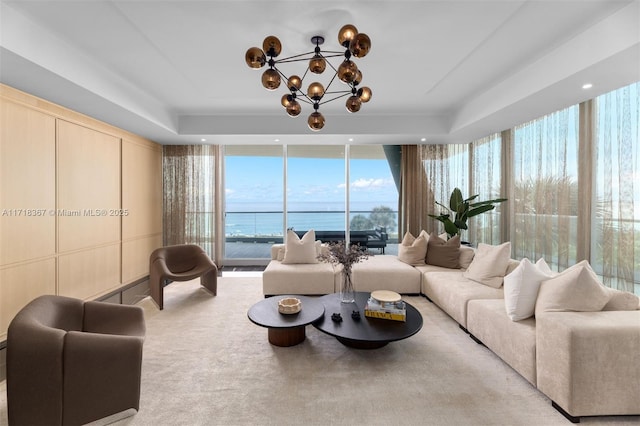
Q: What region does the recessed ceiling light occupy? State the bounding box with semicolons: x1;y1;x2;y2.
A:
582;83;593;89
420;137;426;142
274;138;280;142
348;138;354;142
201;138;207;142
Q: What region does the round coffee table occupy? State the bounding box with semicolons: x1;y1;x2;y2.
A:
313;292;423;349
248;295;325;347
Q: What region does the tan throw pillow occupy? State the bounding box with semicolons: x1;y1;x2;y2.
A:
426;233;460;269
463;242;511;288
535;260;611;316
459;247;475;270
282;229;318;264
602;288;640;311
397;231;428;266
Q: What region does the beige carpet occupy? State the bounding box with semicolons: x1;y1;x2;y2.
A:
1;276;638;426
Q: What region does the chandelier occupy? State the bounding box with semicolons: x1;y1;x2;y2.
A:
245;24;372;131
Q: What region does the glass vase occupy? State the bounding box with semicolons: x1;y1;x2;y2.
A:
340;269;355;303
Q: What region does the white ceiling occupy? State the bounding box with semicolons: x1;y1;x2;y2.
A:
1;0;639;145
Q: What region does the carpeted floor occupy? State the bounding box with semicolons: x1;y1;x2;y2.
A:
1;277;638;426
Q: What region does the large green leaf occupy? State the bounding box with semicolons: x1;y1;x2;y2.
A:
467;204;496;218
470;198;507;207
449;188;463;211
443;218;459;236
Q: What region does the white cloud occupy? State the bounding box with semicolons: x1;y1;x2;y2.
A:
350;178;392;190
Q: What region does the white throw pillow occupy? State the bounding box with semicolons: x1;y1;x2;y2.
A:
535;260;611;315
282;229;318;264
397;231;428;266
463;242;511;288
503;258;554;321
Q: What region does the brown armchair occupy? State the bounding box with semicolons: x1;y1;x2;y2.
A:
7;295;146;426
149;244;218;310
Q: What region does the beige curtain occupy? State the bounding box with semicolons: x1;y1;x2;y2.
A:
163;145;218;259
592;82;639;292
399;144;471;239
399;145;429;239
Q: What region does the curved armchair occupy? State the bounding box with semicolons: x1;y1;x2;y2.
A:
149;244;218;310
7;295;146;426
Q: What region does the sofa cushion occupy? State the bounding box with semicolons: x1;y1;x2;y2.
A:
467;299;537;386
282;229;318;264
352;255;422;294
602;288;640;311
397;231;428;266
463;242;511;288
263;260;336;295
535;260;610;315
421;270;503;328
426;234;460;269
504;258;555;321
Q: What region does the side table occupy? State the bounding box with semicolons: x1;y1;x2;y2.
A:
247;295;325;347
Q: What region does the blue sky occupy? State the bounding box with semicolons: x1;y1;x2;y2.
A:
225;156;398;211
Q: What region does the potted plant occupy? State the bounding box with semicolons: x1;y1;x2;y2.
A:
429;187;507;239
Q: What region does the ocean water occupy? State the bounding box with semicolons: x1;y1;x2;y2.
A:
225;201;397;236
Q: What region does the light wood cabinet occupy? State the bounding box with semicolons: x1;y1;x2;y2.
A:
0;101;56;264
0;84;162;341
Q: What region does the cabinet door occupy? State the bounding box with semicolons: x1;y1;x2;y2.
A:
0;100;56;265
57;120;121;252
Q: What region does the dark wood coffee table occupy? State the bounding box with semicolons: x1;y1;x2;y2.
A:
313;292;423;349
248;295;325;347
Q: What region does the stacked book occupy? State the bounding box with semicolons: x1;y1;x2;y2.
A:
364;290;406;322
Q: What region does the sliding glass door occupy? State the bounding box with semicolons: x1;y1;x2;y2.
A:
223;146;283;265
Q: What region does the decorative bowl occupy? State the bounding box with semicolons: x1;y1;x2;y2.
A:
278;297;302;314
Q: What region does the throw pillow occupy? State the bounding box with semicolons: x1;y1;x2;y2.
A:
425;233;460;269
282;229;318;264
535;260;611;315
503;258;554;321
602;288;640;311
458;247;475;270
463;242;511;288
397;231;428;266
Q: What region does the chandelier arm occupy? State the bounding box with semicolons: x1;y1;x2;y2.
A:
274;53;319;64
318;52;345;57
317;91;352;106
322;69;340;95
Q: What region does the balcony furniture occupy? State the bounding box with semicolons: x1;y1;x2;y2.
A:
7;295;146;426
293;227;388;252
149;244;218;310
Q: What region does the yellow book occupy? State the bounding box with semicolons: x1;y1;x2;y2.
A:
364;309;406;322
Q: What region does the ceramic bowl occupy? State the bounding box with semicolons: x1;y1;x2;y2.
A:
278;297;302;314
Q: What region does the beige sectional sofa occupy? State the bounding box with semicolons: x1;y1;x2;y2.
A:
262;240;640;423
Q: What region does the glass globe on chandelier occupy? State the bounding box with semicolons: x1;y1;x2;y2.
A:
245;24;372;131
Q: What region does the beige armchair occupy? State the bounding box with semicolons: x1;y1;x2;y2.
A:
149;244;218;310
7;295;146;426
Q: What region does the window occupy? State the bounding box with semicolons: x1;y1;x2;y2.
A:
224;145;283;261
349;145;399;246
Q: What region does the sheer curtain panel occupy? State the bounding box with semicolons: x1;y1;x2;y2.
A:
512;106;579;271
592;82;639;294
163;145;217;259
